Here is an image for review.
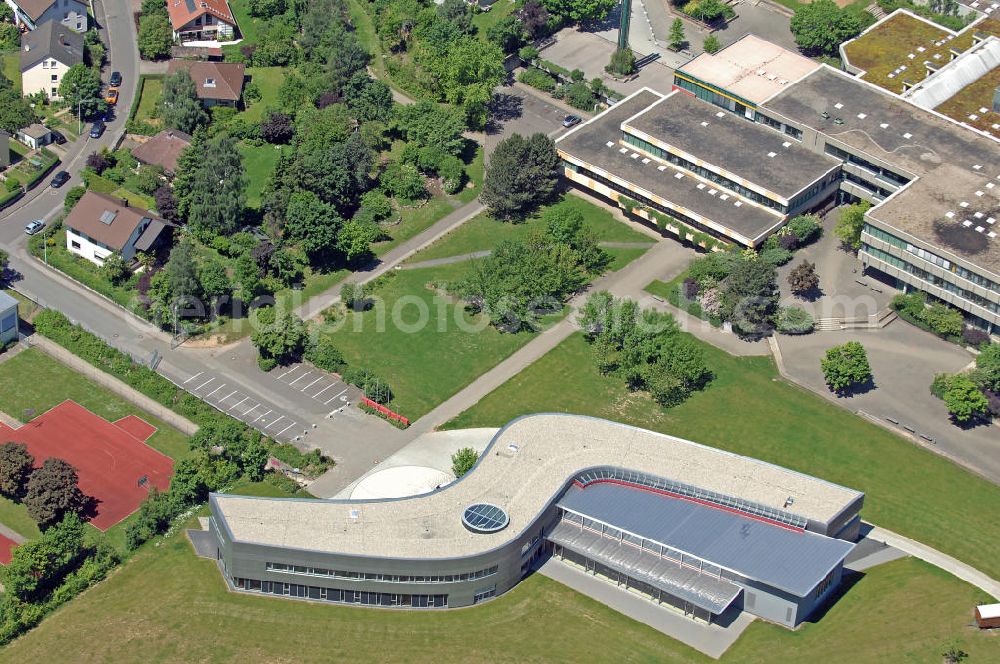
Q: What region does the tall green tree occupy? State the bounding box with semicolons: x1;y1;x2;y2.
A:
171;129;207;221
160;70;208;134
58;64;103;117
668;18;686;50
283;190;342;257
165;239;204;308
719;256;779;336
0;87;37;133
790;0;872;56
186;133;247;236
393;100;468;156
137;13;173;60
2;513;85;603
251;306;308;365
481;133;560;220
821;341;872;393
23;458;87;528
941;373;989;423
451;447;478;478
834;201;870;250
974;343;1000;392
424;36;505;128
541;0;617;22
0;442;34;499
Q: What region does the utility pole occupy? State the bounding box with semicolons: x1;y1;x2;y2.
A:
618;0;632;51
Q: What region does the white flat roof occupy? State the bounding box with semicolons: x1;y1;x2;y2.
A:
979;603;1000;619
212;414;863;559
678;34;821;105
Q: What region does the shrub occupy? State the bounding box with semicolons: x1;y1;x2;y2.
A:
439;155;465;194
777;306;815;334
451;447;478;478
682;277;699;299
342;367;393;403
360;189;393;222
518;67;556;92
924;302;964;338
340;282;370;311
787;215;822;245
930;372;951;399
304;338;346;373
703;34;722;54
564;82;595;111
821;341;871;393
963;327;991;348
759;246;793;267
606;47;637;76
257;356;277;372
940;373;989;423
518;46;539;62
891;291;927;320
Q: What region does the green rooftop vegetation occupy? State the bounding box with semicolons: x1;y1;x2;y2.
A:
935;62;1000;136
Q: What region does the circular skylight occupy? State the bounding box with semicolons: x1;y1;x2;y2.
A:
462;503;509;534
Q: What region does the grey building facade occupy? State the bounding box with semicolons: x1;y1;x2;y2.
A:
208;415;863;628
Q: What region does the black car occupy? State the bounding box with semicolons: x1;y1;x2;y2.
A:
50;171;70;188
89;121;105;139
109;71;122;87
50;130;66;145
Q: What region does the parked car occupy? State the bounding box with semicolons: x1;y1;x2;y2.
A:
24;220;45;235
104;89;119;105
109;71;122;87
50;171;70;188
49;130;66;145
89;121;105;138
562;115;582;128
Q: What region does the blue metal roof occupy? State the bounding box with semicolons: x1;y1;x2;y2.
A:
0;291;19;311
557;482;854;597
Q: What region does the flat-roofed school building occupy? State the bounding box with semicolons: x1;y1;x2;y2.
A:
208;414;864;628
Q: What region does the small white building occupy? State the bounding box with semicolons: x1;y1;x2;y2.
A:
19;20;84;100
64;191;169;265
0;292;18;346
16;123;52;150
4;0;88;33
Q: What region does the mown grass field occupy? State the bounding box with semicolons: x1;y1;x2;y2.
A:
238;141;284;209
446;332;1000;583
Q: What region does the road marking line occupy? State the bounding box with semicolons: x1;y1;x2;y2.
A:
229;396;249;410
312;383;336;399
242;403;260;417
289;371;312;386
252;409;271;423
301;377;323;392
183;372;203;384
267;415;286;430
205;384;226;398
221;390;238;403
276;422;296;436
324;388;348;405
195;377;214;391
277;366;299;380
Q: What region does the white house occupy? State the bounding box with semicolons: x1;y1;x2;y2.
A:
166;0;238;43
4;0;87;33
0;292;18;346
16;123;52;149
19;20;83;100
64;191;170;265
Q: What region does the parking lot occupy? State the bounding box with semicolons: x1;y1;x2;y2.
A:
273;365;358;408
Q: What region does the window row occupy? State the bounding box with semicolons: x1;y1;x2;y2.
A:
841;170;893;201
753;111;803;141
825;144;910;188
234;578;448;607
265;561;498;584
621;132;787;212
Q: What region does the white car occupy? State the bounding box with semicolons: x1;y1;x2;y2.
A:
24;220;45;235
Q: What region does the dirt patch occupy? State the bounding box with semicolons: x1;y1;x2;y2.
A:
181;334;242;350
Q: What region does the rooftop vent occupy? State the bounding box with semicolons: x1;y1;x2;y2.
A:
204;78;216;87
506;443;519;453
993;86;1000;114
99;210;117;225
834;117;844;125
820;111;830;119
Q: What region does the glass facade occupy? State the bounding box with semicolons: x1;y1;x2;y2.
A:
621;131;787;212
265;561;499;584
824;144;910;188
673;74;745;113
234;577;448;607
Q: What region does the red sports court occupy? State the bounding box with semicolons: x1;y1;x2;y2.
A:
0;400;173;530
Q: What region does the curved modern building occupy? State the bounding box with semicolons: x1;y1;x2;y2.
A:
207;414;864;627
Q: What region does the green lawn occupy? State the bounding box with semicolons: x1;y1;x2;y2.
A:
1;51;20;92
0;496;42;540
446;333;1000;582
455;144;485;204
238;141;284;209
472;1;515;39
0;349;190;461
240;67;285;123
326;262;561;419
405;195;652;264
228;0;262;45
133;77;163;128
3;521;996;663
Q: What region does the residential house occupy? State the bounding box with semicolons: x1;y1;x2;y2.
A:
64;191;170;265
131;129;192;176
166;60;245;108
0;292;17;346
166;0;238;43
16;123;52;149
4;0;87;33
19;20;83;100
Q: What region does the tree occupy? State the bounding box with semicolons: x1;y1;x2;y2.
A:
101;252;130;286
451;447;478;478
438;0;475;34
0;248;8;279
338;219;380;264
380;161;426;201
199;259;231;298
481;133;560;220
788;260;819;296
776;306;815;334
251;306;308;366
0;87;37;134
703;34;721;54
486;15;526;54
941;373;989;423
186;133;247;236
821;341;872;393
720;256;779;336
393;101;468;156
542;0;617;23
283;190;342;257
668;18;686;50
137;13;173;60
791;0;871;57
165;239;203;307
153;185;179;222
834;201;870;250
342;72;394;123
160;69;208;134
241;439;269;482
0;442;34;499
693;0;727;22
23;458;87;528
424;36;505;128
941;641;968;664
2;513;85;603
248;0;286;18
260;112;294;144
59;64;103;117
519;0;550;39
974;343;1000;392
607;48;636;76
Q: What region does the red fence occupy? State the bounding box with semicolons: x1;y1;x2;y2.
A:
360;397;410;426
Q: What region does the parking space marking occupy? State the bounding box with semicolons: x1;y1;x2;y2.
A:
205;383;226;398
242;403;260;417
184;372;203;384
229;396;249;410
221;390;238;403
277;422;296;436
196;377;214;391
267;415;287;430
289;371;312;386
312;383;336;399
252;409;272;423
301;377;323;392
324;387;348;405
277;366;299;380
